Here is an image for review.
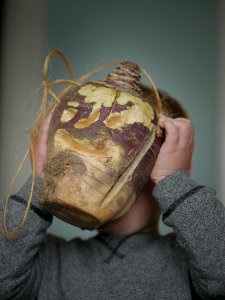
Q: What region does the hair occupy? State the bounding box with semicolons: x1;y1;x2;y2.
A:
140;84;189;119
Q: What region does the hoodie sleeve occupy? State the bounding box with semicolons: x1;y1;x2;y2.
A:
153;170;225;299
0;176;53;300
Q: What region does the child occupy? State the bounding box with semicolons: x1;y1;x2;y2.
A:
0;91;225;299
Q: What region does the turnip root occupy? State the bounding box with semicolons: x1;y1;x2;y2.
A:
40;61;164;229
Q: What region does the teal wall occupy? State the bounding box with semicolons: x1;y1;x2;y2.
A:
45;0;218;239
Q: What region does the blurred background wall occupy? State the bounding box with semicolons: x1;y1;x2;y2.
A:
0;0;223;240
218;0;225;206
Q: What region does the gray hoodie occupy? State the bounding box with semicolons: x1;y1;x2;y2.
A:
0;170;225;299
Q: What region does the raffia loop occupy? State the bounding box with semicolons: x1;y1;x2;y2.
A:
32;50;82;145
3;50;81;239
3;147;35;239
78;61;121;82
4;49;163;239
41;49;80;114
42;49;75;83
140;66;163;116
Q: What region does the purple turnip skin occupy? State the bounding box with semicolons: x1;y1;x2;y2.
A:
40;62;163;229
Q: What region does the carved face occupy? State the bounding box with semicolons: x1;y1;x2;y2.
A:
42;83;161;229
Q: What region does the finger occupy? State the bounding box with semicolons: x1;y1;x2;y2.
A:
163;118;180;147
41;109;54;133
172;117;190;123
173;119;194;148
38;109;54;145
190;125;195;147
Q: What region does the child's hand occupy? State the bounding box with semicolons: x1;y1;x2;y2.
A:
30;110;54;179
151;117;194;184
